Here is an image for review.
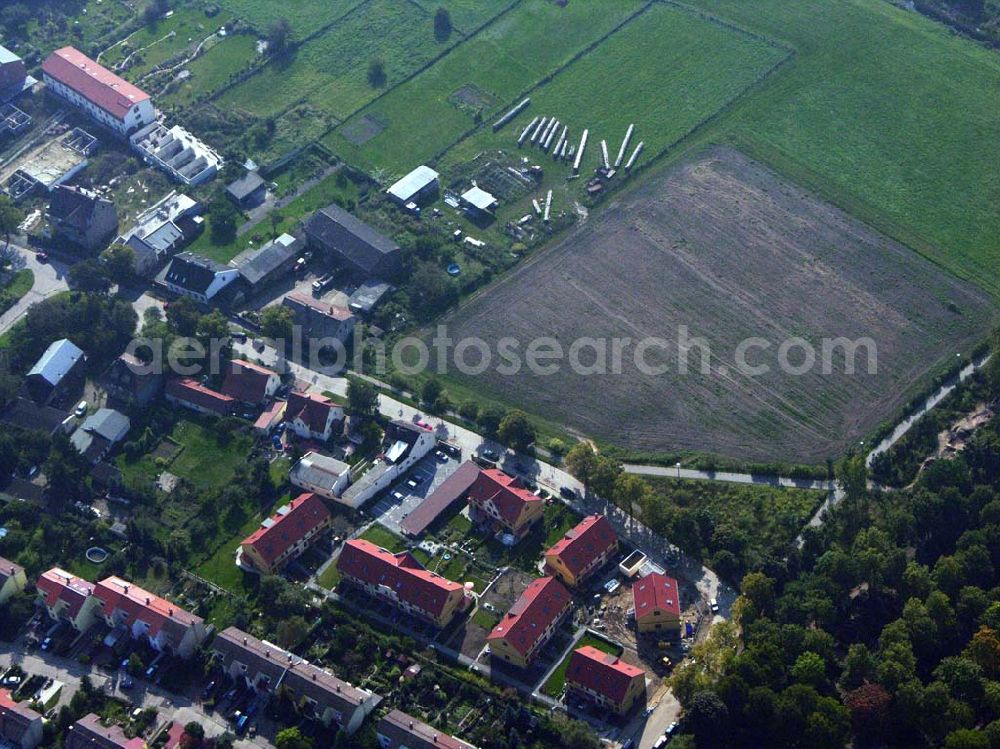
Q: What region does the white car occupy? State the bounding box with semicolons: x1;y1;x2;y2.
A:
709;598;720;614
74;400;88;417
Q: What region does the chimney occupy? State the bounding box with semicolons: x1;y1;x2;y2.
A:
146;597;150;605
243;637;247;645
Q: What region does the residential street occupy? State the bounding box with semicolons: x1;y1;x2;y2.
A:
0;643;267;749
0;243;70;335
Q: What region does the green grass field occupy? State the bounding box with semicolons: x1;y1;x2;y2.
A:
117;418;253;492
451;3;787;169
188;169;361;262
212;0;364;36
541;633;622;697
162;34;260;105
325;0;647;172
219;0;446;120
103;8;229;80
683;0;1000;297
411;0;517;34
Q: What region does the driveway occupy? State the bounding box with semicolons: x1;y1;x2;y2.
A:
0;243;70;334
0;644;269;749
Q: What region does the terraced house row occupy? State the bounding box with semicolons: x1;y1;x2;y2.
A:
36;569;206;657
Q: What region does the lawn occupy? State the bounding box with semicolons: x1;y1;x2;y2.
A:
683;0;1000;297
219;0;448;121
449;2;789;172
103;8;231;80
161;33;260;105
360;523;408;552
187;169;362;263
211;0;365;36
411;0;518;34
540;632;622;697
196;497;279;594
0;269;33;315
325;0;648;172
316;561;342;589
117;418;253;492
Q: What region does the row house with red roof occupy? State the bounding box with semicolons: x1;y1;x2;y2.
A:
487;576;572;668
165;378;235;416
41;48;155;136
565;646;646;716
544;515;618;588
336;539;469;628
93;577;207;658
239;492;332;575
284;391;343;441
0;556;26;604
633;573;682;635
36;568;102;632
466;469;544;541
0;688;44;749
221;360;281;406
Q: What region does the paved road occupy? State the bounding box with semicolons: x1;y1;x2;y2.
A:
233;339;730;610
0;244;70;334
624;463;835;492
0;644;267;749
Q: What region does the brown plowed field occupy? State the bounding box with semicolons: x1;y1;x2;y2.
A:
437;147;997;463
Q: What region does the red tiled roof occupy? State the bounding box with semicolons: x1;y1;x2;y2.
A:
285;292;354;320
221;360;277;404
566;645;644;705
632;573;681;620
487;576;571;657
37;568;94;620
166;378;234;414
545;515;617;577
285;391;340;434
0;686;41;722
93;577;202;639
467;469;542;528
42;47;149;120
241;492;331;569
401;461;481;537
337;539;463;618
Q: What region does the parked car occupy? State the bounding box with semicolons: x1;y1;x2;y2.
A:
74;400;88;417
145;665;157;679
709;598;720;614
559;485;578;499
483;447;500;461
666;722;680;736
36;252;48;263
41;637;52;651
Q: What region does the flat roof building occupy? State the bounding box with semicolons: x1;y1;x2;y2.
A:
131;122;223;186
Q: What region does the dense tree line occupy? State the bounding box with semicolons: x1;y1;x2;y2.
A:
667;364;1000;748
